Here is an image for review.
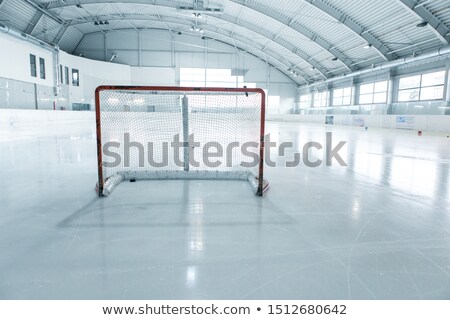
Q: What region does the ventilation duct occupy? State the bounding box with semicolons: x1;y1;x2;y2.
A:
0;23;58;52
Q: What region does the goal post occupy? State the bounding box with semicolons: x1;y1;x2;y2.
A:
95;86;269;197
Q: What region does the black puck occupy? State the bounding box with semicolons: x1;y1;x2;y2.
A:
130;179;136;183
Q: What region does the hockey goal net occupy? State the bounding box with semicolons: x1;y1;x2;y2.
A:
95;86;268;196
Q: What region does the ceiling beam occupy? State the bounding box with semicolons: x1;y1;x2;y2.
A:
397;0;449;44
24;12;44;35
53;25;69;45
229;0;355;72
45;0;330;79
303;0;394;61
69;17;308;84
23;0;66;25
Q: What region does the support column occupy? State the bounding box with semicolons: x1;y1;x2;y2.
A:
104;33;107;62
182;95;189;172
387;71;395;115
34;84;38;110
138;30;142;67
351;78;358;106
327;84;333;114
445;60;450;109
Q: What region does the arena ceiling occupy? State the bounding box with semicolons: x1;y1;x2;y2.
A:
1;0;449;84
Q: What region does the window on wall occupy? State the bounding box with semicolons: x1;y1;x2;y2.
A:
313;91;328;108
332;87;352;106
180;68;255;88
59;65;63;84
398;71;446;102
30;54;37;77
268;96;280;110
39;58;46;79
359;81;388;104
65;66;69;85
299;94;311;108
72;69;80;86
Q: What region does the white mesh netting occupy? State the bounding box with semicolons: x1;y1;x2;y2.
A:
96;87;267;196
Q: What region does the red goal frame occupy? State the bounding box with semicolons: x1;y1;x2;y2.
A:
95;85;267;196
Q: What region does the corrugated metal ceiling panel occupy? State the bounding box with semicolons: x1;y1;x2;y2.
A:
58;26;84;52
0;0;38;31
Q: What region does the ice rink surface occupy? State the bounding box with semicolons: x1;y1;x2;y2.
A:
0;117;449;299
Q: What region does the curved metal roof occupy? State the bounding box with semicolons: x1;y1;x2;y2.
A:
1;0;449;85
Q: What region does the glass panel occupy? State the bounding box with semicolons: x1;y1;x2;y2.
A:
333;88;343;98
420;86;444;101
333;96;342;106
299;95;310;108
421;71;445;87
399;76;420;90
206;82;235;88
268;96;280;109
300;95;309;102
398;89;420;102
207;75;236;82
374;81;388;93
30;54;37;77
314;92;327;107
342;95;352;106
373;92;387;103
360;83;373;95
65;67;69;84
180;74;205;82
182;68;205;75
206;69;231;76
72;69;79;86
181;68;256;89
343;87;352;97
359;94;373;104
39;57;45;79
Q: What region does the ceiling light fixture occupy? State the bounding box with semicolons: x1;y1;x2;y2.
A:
109;53;118;62
364;43;373;49
190;26;204;33
331;57;338;61
416;21;428;28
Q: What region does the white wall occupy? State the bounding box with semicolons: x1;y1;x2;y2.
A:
130;67;176;86
75;30;298;112
0;31;54;86
59;51;132;106
0;29;298;112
